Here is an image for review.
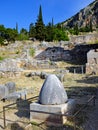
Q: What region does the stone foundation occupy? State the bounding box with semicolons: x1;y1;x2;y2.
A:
30;99;75;126
86;49;98;74
0;71;22;78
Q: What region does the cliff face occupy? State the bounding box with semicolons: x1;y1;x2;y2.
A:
62;0;98;28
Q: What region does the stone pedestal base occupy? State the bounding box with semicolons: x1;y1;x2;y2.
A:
30;99;75;126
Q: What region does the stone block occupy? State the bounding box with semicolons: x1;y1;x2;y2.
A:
30;99;75;126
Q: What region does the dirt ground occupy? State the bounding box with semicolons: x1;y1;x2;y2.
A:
0;71;98;130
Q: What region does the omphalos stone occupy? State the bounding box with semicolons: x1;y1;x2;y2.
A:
39;74;68;105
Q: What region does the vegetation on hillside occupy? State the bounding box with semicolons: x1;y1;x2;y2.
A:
68;21;93;35
0;4;97;45
62;0;98;35
0;5;69;45
29;5;69;42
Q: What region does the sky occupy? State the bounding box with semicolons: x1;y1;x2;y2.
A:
0;0;95;31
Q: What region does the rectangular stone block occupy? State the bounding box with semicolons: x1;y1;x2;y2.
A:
30;99;75;126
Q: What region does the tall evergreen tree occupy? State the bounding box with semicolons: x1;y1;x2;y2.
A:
74;23;79;35
29;23;36;38
52;18;54;27
90;19;93;32
45;22;53;41
16;22;18;33
35;5;45;41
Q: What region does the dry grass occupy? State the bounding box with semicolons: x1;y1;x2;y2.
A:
0;69;97;129
63;73;97;88
0;75;44;96
0;72;97;96
56;61;72;68
0;41;97;129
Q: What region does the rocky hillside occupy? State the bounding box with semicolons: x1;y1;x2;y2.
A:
62;0;98;29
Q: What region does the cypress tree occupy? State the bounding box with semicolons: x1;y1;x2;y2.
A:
29;23;36;38
90;19;93;32
35;5;45;41
74;23;79;35
16;22;18;33
52;18;54;27
45;22;53;41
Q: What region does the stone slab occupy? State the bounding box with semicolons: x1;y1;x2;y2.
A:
30;99;75;126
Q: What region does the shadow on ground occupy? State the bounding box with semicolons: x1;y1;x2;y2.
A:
76;76;98;84
7;123;24;130
15;99;32;118
7;122;74;130
65;86;97;98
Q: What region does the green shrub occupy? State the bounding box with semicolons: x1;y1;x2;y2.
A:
29;48;35;57
0;56;4;61
17;34;29;41
15;49;20;54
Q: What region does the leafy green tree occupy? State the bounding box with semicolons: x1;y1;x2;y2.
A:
0;25;6;37
53;27;69;41
5;28;18;43
17;28;29;41
20;28;28;35
0;25;5;45
0;36;4;45
0;25;18;44
69;28;75;34
56;23;62;29
35;5;45;41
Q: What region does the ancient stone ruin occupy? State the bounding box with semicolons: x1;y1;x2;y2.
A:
30;74;75;126
0;82;27;101
35;47;71;61
0;59;23;77
70;33;98;44
86;49;98;74
0;82;16;100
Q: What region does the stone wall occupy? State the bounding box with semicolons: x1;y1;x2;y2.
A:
0;58;23;77
70;33;98;44
35;47;72;61
35;44;98;65
71;44;98;64
86;49;98;74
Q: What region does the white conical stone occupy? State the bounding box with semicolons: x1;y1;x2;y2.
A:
39;74;68;105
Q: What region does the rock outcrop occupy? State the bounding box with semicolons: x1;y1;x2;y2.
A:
62;0;98;29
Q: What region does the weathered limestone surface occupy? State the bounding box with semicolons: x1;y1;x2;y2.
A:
70;33;98;44
30;99;75;126
39;74;68;105
35;47;71;61
30;74;76;126
86;49;98;74
0;82;16;99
